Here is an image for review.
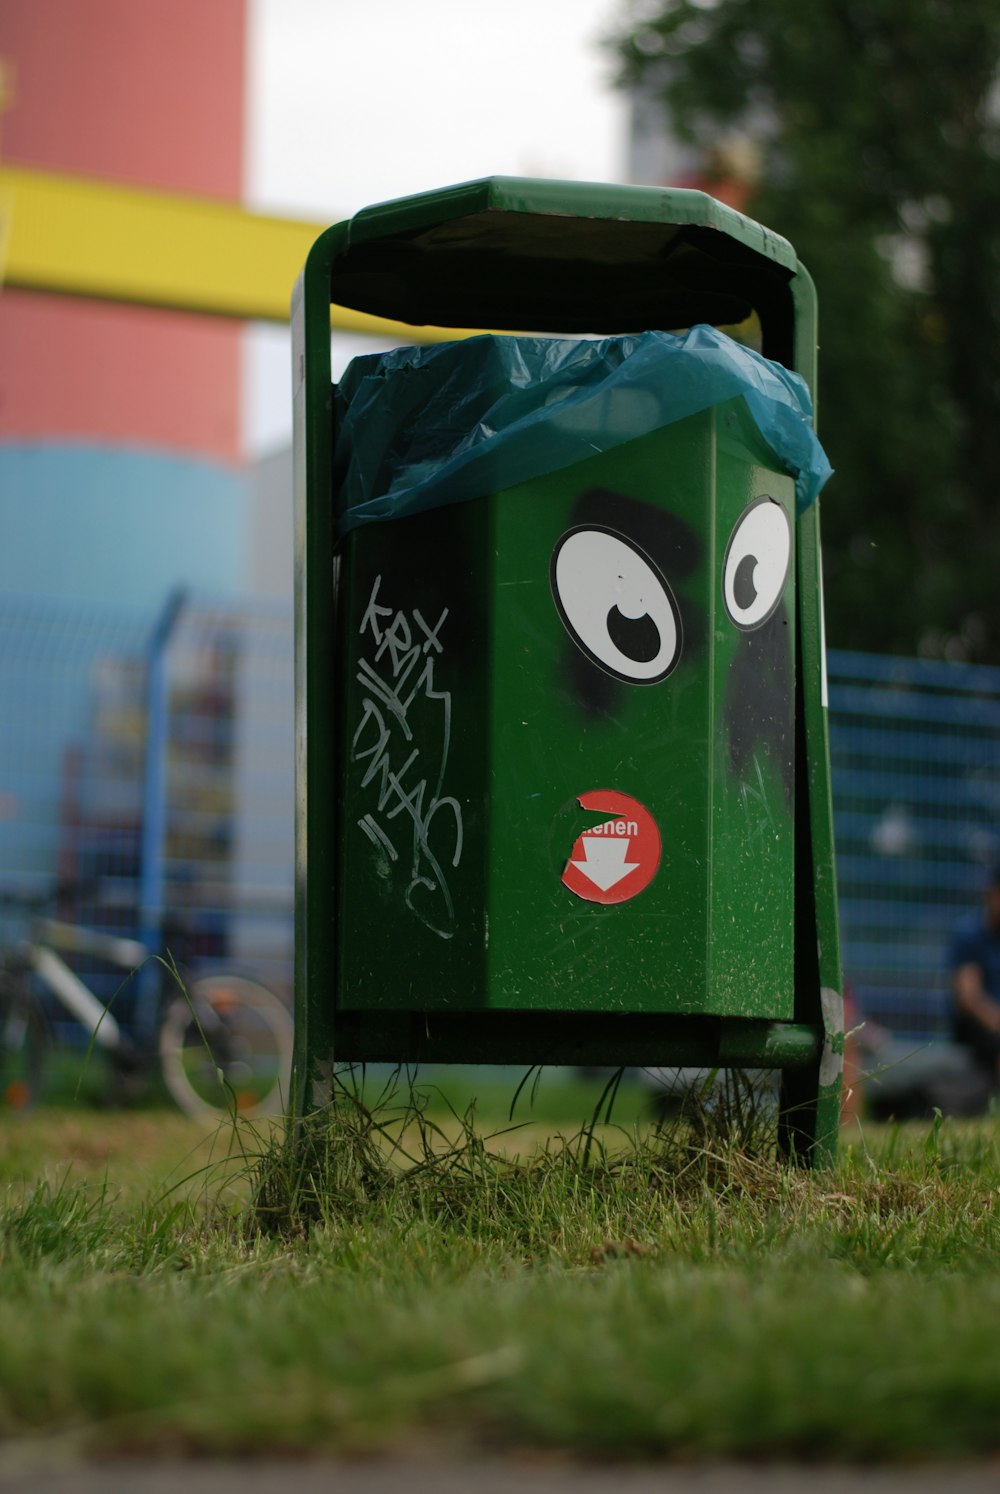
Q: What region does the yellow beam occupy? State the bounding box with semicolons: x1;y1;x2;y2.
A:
0;164;472;341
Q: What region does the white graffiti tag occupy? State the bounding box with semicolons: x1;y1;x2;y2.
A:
351;575;464;940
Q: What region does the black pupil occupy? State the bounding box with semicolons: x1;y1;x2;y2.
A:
733;554;758;610
606;606;660;663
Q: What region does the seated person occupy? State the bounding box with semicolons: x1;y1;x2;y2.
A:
947;868;1000;1085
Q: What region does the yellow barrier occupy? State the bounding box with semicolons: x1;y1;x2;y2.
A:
0;164;477;341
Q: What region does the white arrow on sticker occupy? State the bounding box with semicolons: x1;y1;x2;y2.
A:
571;830;640;892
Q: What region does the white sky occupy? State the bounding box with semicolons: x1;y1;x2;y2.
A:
242;0;630;455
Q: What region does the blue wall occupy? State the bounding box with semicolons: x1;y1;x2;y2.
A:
0;443;250;890
0;444;248;607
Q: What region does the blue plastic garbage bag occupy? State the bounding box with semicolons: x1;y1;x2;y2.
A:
334;324;832;533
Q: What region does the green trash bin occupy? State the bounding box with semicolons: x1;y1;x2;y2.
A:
293;178;844;1164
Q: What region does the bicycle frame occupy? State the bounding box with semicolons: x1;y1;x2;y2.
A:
28;920;150;1054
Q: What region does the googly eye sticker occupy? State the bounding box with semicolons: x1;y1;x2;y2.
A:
551;525;682;684
722;497;792;632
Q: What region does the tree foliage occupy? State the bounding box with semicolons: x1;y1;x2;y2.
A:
612;0;1000;659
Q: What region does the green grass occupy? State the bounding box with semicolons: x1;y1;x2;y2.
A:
1;1073;999;1463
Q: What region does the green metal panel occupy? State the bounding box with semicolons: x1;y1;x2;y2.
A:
332;1010;820;1070
489;406;796;1018
292;223;348;1106
337;401;795;1021
336;498;491;1011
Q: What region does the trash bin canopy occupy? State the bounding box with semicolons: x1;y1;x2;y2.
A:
326;177;801;365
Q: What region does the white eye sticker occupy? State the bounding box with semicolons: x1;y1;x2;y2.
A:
551;526;682;684
722;498;791;631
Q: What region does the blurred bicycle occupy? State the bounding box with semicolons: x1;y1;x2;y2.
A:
0;883;293;1120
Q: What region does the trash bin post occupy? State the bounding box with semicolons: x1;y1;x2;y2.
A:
292;179;843;1164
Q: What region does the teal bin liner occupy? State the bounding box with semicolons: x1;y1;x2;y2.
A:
334;323;832;532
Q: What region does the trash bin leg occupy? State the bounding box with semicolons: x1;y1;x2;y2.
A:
775;502;843;1167
778;1060;841;1167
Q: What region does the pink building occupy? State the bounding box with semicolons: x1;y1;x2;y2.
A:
0;0;251;604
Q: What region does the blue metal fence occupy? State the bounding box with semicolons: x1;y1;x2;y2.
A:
0;598;151;892
1;595;998;1040
828;648;1000;1040
0;594;293;1015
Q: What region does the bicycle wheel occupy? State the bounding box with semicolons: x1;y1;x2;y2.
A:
157;973;293;1121
0;975;48;1110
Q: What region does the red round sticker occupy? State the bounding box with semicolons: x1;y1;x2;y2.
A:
561;790;661;906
